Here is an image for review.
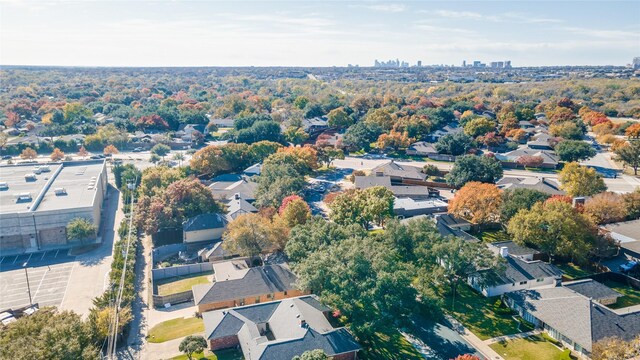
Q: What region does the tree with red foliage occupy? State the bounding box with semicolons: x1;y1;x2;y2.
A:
279;195;305;214
516;155;544;168
626;123;640;139
546;195;574;205
135;114;169;130
4;111;20;127
452;355;480;360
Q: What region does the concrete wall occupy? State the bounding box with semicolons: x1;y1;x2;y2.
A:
152;243;187;263
152;290;193;308
151;262;213;281
184;228;225;243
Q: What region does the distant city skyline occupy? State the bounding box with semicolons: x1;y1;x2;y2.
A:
1;1;638;67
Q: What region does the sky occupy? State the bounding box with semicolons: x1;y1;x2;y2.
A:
1;0;639;67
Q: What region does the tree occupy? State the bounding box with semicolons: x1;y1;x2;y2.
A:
50;147;65;161
0;307;99;360
446;155;503;188
0;132;8;151
500;188;550;223
422;164;441;177
448;182;502;226
549;121;584;140
516;155;544;168
559;162;607;197
623;189;640;220
452;355;481;360
78;146;89;159
67;218;97;243
507;201;596;263
433;237;500;310
463;118;496;137
172;152;185;166
222;213;277;257
284;126;309;145
435;132;473;156
149;154;161;165
151;143;171;160
625;123;640;139
584;192;626;225
103;144;119;155
20;147;37;160
555;140;596;162
342;121;382;151
178;336;207;360
329;187;394;229
327;107;353;128
292;349;329;360
614;141;640;175
592;335;640;360
90;306;132;339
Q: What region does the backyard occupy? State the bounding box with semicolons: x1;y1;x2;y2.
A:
170;349;244;360
489;334;572;360
148;316;204;343
156;271;213;296
554;262;599;281
474;229;511;243
441;284;527;340
359;329;424;360
603;280;640;309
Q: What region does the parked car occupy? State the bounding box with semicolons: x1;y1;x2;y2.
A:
132;147;143;152
1;155;12;160
620;261;638;273
89;155;102;159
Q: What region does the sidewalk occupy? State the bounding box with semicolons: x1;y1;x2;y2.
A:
444;315;504;360
484;330;541;345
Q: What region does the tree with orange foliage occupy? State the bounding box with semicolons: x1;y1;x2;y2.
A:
50;148;65;162
376;130;412;150
20;147;37;160
77;146;89;159
625;123;640;139
453;355;481;360
584;192;626;225
4;111;20;128
276;146;319;171
448;182;502;226
103;144;119;155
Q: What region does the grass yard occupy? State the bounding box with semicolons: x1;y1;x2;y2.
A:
148;317;204;343
442;284;522;340
475;229;511;243
603;280;640;309
359;329;424;360
156;271;213;296
489;335;572;360
170;349;244;360
554;262;598;281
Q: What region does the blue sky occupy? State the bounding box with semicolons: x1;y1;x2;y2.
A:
1;1;638;67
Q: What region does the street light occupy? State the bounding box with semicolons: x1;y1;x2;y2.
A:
23;262;32;305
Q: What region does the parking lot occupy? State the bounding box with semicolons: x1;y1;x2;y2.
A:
0;250;76;310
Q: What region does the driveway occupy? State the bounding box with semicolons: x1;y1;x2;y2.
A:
410;315;482;360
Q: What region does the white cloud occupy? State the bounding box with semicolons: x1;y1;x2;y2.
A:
354;3;406;13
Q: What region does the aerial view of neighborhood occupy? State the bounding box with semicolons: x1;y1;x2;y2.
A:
0;1;639;360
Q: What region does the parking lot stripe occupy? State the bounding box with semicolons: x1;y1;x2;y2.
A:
40;252;47;261
59;262;76;308
26;253;32;264
32;268;50;301
54;250;59;258
12;255;19;264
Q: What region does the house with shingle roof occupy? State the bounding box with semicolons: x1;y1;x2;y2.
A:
203;295;361;360
370;160;426;182
563;279;623;306
506;286;640;357
192;260;307;313
497;176;565;195
182;213;228;243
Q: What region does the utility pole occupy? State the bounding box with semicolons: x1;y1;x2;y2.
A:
23;262;32;305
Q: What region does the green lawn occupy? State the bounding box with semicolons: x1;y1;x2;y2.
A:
156;271;213;296
148;317;204;343
603;280;640;309
170;349;244;360
475;229;511;243
359;329;424;360
442;284;522;340
489;335;572;360
554;262;597;280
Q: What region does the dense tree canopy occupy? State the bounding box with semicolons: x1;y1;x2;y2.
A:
558;162;607;197
446;155;503;188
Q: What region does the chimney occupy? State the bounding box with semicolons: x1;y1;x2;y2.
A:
499;246;509;258
234;193;240;200
572;197;585;208
299;319;307;328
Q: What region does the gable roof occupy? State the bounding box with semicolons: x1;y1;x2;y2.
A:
407;141;438;155
490;241;540;257
497;176;565;195
193;264;298;306
497;148;559;165
209;177;258;201
226;195;258;219
370;161;426;181
507;286;640;352
203;296;360;360
183;213;227;232
354;175;432;198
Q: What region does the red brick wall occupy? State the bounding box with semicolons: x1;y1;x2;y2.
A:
209;335;239;351
332;351;358;360
198;290;311;313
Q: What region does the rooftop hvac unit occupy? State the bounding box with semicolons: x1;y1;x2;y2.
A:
39;165;51;173
54;188;67;195
0;182;8;190
24;174;37;181
16;192;32;201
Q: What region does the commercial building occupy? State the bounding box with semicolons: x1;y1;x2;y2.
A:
0;160;108;253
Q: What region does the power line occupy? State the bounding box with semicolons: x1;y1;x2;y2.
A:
106;173;138;359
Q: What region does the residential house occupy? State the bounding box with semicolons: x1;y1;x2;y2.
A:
209;118;235;128
183;213;228;243
209;174;258;202
226;193;258;220
192;260;305;313
428;122;463;142
506;286;640;357
354;175;435;199
370;160;426;183
393;197;448;218
406;141;457;161
243;163;262;176
496;147;560;169
202;295;361;360
301;116;329;134
497;176;565;195
527;133;555;150
469;241;562;297
603;219;640;260
401;214;478;242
